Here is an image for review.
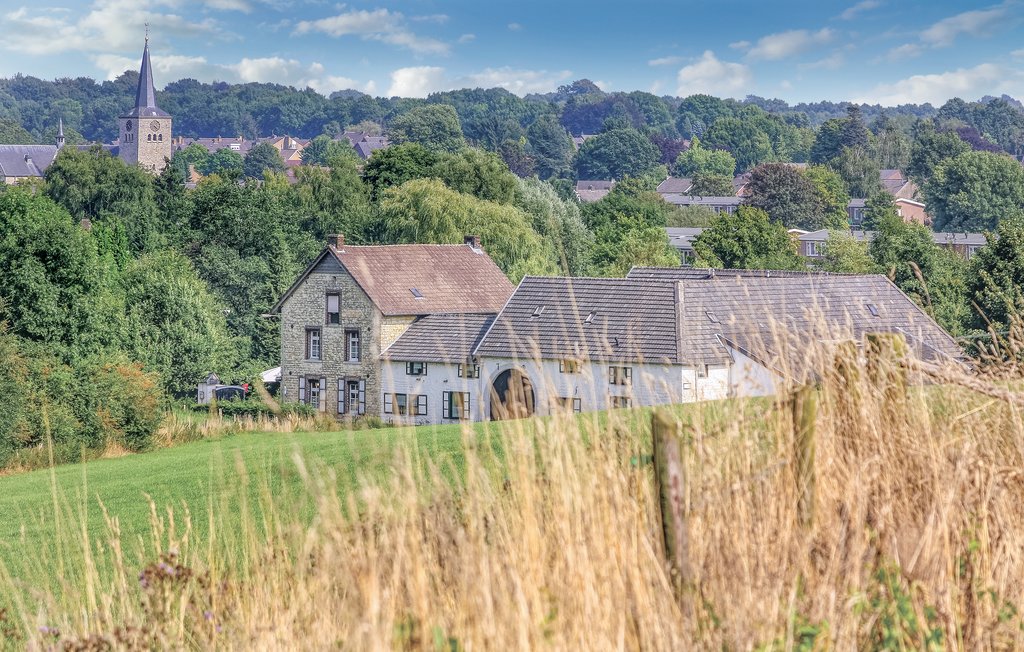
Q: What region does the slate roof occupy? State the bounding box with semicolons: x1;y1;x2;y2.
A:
626;267;963;370
474;277;683;364
354;137;389;159
666;227;705;252
657;177;694;194
382;313;495;362
797;229;987;248
271;242;515;317
0;145;58;178
661;195;741;207
122;40;170;119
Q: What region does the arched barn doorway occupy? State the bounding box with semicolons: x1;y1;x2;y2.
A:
489;368;536;420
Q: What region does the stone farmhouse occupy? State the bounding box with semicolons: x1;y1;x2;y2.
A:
269;235;513;418
274;244;961;425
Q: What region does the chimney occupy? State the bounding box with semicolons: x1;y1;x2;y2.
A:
464;234;481;249
328;233;345;248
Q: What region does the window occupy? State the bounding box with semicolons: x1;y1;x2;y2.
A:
552;397;582;413
696;364;708;378
346;330;360;362
611;396;632;409
304;378;321;410
442;392;471;420
158;133;163;141
350;380;365;415
559;359;580;374
305;328;321;360
866;303;879;317
584;311;595;324
406;361;427;376
384;393;408;415
326;292;340;325
457;363;480;378
410;288;423;299
807;242;824;257
530;306;545;319
705;311;720;324
609;366;632;386
414;394;428;416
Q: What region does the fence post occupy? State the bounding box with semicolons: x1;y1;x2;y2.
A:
652;410;691;593
791;384;817;529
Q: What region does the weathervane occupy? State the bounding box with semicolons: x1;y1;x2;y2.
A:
145;22;149;44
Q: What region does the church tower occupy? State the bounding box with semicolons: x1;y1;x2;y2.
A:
118;34;171;173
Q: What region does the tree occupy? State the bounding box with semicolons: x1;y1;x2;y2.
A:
0;118;34;144
243;142;286;179
498;139;536;178
376;178;553;281
169;142;210;183
119;249;238;395
431;148;518;205
43;146;162;253
810;118;845;164
201;147;244;178
526;115;573;179
872;116;912;170
745;163;829;230
966;213;1024;334
702;117;774;172
861;192;899;231
813;232;876;274
676;94;734;139
869;210;969;334
300;134;358;166
591;216;680;277
294;155;373;244
907;122;970;182
924;150;1024;231
830;146;883;197
574;127;660;180
388;104;465;153
804;165;851;229
690;173;735;197
0;188;121;361
672;137;736;177
840;105;870;149
513;177;594;276
692;206;805;270
362;143;439;201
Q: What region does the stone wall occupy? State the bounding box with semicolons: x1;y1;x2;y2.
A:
119;116;172;173
280;254;385;417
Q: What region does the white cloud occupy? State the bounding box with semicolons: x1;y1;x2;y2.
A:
729;40;751;50
386;65;446;97
384;65;571;98
648;55;683;66
801;52;845;70
675;50;753;98
457;33;475;43
854;62;1018;105
1;1;223;55
205;0;251;12
746;28;834;60
507;22;522;31
93;51;368;95
840;0;882;20
920;4;1010;47
293;8;449;54
885;43;924;59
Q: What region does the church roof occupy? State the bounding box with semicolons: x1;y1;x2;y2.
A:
0;145;58;178
121;40;170;119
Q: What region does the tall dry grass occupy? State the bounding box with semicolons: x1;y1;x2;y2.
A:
4;341;1024;650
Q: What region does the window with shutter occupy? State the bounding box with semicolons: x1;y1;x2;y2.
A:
415;395;428;416
442;391;451;419
306;328;322;360
346;330;360;362
383;393;393;414
358;380;365;415
298;377;306;403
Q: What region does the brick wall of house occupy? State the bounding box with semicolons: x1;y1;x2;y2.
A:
280;255;384;417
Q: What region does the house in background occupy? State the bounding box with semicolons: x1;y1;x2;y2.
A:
797;229;988;260
656;177;693;197
666;227;705;265
339;132;390;159
269;234;514;419
661;194;741;214
575;179;615;202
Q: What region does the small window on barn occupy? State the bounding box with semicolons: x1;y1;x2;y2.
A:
866;303;879;317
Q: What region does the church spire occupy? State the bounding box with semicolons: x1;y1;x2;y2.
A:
134;31;160;111
56;116;65;149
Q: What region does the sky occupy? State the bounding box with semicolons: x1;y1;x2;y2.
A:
1;0;1023;105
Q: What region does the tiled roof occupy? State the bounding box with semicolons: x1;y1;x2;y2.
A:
354;138;389;159
661;195;741;207
666;227;705;252
657;177;694;194
381;313;495;362
333;243;514;316
0;145;58;178
626;267;963;369
474;277;683;364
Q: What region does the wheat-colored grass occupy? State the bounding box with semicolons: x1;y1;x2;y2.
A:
3;339;1024;650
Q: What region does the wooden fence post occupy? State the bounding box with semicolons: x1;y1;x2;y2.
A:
652;410;691;593
791;384;818;529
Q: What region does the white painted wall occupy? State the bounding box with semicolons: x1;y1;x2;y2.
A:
726;346;782;397
379;360;488;426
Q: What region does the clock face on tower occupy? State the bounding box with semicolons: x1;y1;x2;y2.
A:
125;120;133;131
150;120;160;132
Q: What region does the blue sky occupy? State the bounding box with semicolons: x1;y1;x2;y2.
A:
1;0;1022;104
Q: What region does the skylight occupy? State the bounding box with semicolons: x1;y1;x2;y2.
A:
866;303;879;317
531;306;545;318
584;311;595;324
410;288;423;299
706;311;720;324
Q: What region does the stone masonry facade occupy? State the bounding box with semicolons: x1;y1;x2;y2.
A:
279;255;384;417
119;115;172;172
